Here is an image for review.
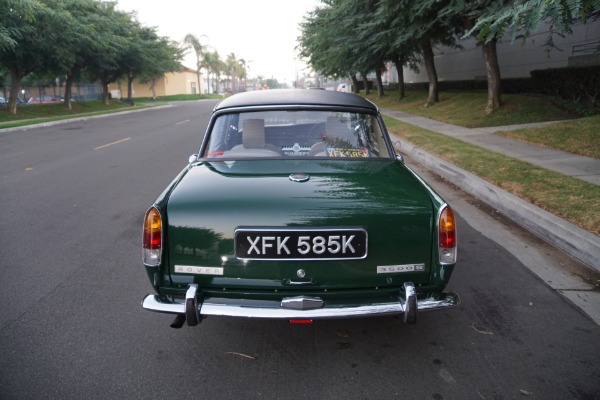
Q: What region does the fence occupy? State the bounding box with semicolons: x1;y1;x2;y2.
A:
1;82;104;102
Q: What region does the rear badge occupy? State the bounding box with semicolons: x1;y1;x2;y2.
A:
175;265;224;275
377;264;425;274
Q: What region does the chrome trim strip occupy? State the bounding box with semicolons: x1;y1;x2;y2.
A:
141;292;459;319
142;295;185;313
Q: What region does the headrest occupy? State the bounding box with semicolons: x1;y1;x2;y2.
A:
242;119;265;149
326;116;352;141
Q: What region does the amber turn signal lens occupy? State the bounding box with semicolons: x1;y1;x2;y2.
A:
439;206;456;249
143;208;162;250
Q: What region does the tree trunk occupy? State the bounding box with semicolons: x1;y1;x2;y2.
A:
421;40;439;107
375;69;384;97
127;74;134;105
101;78;110;105
7;68;25;115
482;38;502;113
361;71;370;95
64;73;76;110
350;74;359;94
391;54;405;100
150;79;157;100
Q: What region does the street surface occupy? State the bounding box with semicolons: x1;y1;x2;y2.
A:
1;101;598;400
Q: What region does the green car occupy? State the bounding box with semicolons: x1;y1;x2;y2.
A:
142;89;458;328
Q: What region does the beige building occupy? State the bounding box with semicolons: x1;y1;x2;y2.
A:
110;67;204;98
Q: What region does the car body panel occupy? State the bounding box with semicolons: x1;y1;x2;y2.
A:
165;159;436;292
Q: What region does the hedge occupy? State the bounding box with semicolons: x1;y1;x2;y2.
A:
530;66;600;107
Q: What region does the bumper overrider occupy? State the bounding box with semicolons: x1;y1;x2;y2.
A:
142;282;459;327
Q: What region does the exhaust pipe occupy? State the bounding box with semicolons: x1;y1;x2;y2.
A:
170;314;186;329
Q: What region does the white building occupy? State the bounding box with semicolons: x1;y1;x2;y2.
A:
385;19;600;84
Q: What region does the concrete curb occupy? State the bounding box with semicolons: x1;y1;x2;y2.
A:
394;136;600;271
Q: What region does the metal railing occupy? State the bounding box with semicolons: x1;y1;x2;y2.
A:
572;40;600;55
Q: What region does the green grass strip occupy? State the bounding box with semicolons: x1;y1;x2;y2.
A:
384;116;600;236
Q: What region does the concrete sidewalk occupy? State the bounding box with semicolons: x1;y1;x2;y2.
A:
381;109;600;186
381;108;600;270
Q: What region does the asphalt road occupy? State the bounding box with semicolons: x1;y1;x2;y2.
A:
0;101;598;400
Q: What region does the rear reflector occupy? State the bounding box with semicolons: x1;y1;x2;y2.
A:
289;319;313;325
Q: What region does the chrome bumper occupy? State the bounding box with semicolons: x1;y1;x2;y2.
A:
142;283;459;325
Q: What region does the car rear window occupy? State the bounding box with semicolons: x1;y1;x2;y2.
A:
203;110;390;159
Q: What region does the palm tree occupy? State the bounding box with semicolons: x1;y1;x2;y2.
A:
225;53;252;93
183;33;205;94
203;50;221;94
225;53;238;92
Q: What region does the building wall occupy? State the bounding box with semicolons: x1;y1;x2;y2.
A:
391;19;599;84
109;68;203;98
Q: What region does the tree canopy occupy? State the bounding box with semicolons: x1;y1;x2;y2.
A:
298;0;598;112
0;0;183;113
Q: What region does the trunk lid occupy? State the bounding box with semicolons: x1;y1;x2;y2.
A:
166;159;435;291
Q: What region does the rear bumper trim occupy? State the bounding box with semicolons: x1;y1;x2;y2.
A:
142;290;459;320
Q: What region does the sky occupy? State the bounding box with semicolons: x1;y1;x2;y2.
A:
116;0;321;84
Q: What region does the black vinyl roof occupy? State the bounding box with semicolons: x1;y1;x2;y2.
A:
214;89;378;112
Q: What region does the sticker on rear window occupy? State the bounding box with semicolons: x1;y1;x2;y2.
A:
326;148;369;158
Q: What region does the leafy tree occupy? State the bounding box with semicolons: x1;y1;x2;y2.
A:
0;0;63;114
383;0;460;106
84;6;133;105
433;0;511;113
46;0;121;109
333;0;387;97
119;22;165;104
138;37;184;99
358;0;421;99
298;1;360;91
469;0;600;45
458;0;599;113
263;78;281;89
0;0;38;52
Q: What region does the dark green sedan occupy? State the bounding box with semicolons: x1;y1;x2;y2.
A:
142;89;458;328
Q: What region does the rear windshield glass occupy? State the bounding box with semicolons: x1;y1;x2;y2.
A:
202;110;390;159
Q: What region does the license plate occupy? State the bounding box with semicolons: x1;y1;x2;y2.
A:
235;227;367;260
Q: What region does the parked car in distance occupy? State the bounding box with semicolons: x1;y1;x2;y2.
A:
337;83;350;92
27;95;63;104
142;89;459;328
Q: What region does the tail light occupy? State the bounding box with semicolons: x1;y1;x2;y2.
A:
143;207;162;266
438;205;457;264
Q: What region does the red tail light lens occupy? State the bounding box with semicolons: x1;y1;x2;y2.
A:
143;207;162;266
438;206;457;264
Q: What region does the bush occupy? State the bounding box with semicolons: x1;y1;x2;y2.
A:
531;66;600;107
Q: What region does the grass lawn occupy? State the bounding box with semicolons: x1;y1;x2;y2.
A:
497;114;600;159
365;90;578;128
370;90;600;235
383;116;600;236
0;93;222;129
